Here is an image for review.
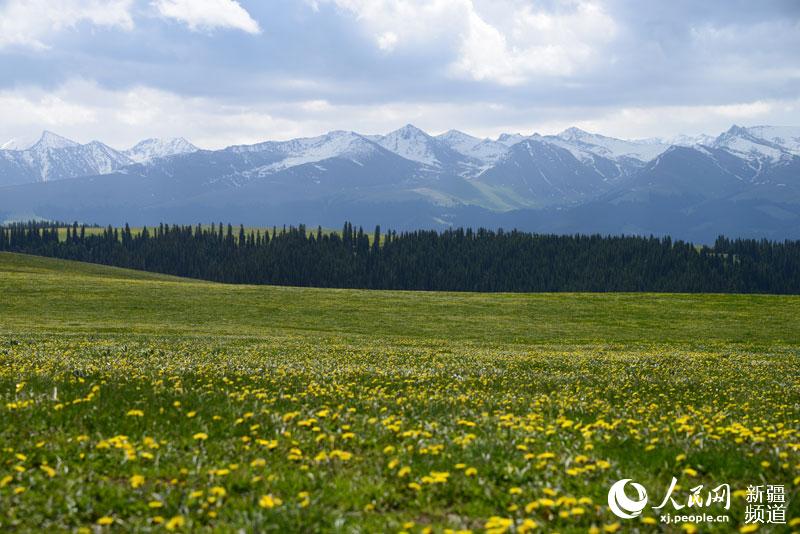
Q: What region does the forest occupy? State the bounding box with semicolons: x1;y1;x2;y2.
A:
1;221;799;293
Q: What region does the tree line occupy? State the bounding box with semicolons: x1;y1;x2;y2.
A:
1;221;799;293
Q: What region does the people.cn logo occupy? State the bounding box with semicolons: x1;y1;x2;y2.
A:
608;479;649;519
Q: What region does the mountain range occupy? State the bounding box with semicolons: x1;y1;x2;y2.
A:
0;124;799;242
0;132;197;185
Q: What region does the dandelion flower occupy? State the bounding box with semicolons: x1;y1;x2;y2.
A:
259;494;282;509
484;516;512;534
165;515;185;531
40;465;56;478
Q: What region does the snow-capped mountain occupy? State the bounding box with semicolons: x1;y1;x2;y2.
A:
710;125;797;162
476;137;617;208
496;133;527;146
231;130;374;159
665;133;716;147
1;136;38;151
545;127;671;163
375;124;467;168
744;126;800;155
0;132;202;186
125;138;198;163
230;130;389;177
1;123;799;241
0;131;132;186
436;130;509;165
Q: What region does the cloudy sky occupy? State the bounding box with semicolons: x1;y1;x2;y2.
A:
1;0;798;149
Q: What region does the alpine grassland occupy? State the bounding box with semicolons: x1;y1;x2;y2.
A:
0;252;798;532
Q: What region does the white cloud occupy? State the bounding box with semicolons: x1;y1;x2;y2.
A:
152;0;261;34
561;101;788;140
377;31;398;51
0;79;510;148
0;80;341;149
0;91;99;125
316;0;616;85
318;0;469;53
0;0;134;49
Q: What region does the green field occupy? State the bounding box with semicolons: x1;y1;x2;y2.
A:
1;252;798;532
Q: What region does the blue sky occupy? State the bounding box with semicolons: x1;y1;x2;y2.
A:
0;0;798;149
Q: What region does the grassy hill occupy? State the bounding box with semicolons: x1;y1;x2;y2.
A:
0;252;798;532
2;252;799;346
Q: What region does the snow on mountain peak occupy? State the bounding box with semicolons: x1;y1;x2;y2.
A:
253;130;381;173
743;125;800;156
3;131;131;182
3;124;798;187
292;130;376;157
396;123;428;135
125;137;198;163
34;131;80;150
1;136;39;151
725;124;749;136
437;129;478;145
712;124;791;161
306;130;376;157
549;128;670;162
665;133;716;147
378;124;442;166
436;130;479;152
496;133;527;146
557;127;591;141
437;130;509;165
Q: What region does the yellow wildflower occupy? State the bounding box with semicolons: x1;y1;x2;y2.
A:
259;494;282;509
165;515;185;531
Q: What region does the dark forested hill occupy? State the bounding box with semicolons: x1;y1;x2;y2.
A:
3;221;800;294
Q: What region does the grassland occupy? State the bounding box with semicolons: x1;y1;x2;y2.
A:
0;252;798;532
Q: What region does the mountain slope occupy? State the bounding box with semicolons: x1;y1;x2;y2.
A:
473;138;617;209
608;146;754;204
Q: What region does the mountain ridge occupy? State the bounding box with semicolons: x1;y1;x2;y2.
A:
0;124;798;242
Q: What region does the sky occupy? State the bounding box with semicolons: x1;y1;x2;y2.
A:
0;0;798;149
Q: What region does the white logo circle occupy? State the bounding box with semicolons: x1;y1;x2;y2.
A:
608;479;648;519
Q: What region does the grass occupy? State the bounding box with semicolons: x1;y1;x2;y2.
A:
0;252;798;532
2;252;799;346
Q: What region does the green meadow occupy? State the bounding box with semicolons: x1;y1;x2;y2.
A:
0;252;798;532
